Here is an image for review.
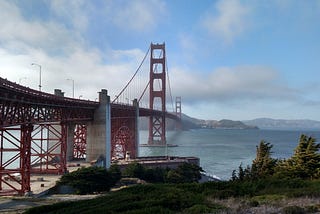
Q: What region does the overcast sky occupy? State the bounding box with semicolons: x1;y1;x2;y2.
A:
1;0;320;120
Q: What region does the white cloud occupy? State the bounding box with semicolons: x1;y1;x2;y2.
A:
0;1;78;54
0;45;147;101
201;0;251;44
170;65;298;104
0;1;151;101
111;0;167;32
49;0;90;32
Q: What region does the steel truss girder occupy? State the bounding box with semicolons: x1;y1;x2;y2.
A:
30;123;67;174
111;117;136;161
73;124;87;159
0;101;94;127
0;125;33;196
0;77;98;127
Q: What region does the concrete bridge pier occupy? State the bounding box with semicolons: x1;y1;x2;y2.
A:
133;99;139;157
66;123;75;161
53;90;73;163
86;89;111;168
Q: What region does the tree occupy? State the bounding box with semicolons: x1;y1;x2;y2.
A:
231;141;277;181
283;135;320;179
57;166;121;194
251;140;277;179
123;162;146;178
166;163;204;183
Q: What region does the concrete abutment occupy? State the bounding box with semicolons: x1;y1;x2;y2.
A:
86;89;111;168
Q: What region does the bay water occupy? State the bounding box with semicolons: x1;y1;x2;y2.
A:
3;128;320;181
139;129;320;180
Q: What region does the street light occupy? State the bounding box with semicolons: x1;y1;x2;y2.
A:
31;63;42;91
66;78;75;98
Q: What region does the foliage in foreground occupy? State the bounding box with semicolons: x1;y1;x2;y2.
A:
25;134;320;213
25;178;320;214
56;165;121;194
123;162;203;183
232;134;320;181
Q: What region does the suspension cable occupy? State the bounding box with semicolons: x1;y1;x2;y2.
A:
166;57;174;113
112;46;151;103
138;80;150;103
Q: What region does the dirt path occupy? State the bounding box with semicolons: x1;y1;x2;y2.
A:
0;194;98;213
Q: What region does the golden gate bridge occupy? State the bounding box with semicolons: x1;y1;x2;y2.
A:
0;43;183;195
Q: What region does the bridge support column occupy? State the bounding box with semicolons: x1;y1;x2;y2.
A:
175;96;182;130
0;124;33;196
148;43;166;145
134;99;139;157
30;123;67;174
86;89;111;168
73;124;87;159
111;99;139;160
66;123;75;161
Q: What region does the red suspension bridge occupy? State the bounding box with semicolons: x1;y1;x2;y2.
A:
0;43;182;195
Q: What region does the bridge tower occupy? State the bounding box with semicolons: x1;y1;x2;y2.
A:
176;97;182;119
148;43;166;145
175;96;182;130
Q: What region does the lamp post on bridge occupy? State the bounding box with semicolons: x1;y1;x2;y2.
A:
66;78;75;98
31;63;42;91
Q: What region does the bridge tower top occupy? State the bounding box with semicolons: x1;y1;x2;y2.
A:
148;43;166;144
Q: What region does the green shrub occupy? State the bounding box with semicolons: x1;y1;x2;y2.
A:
123;162;146;178
247;200;259;207
282;205;305;214
123;162;203;184
305;205;318;213
183;204;219;214
57;166;120;194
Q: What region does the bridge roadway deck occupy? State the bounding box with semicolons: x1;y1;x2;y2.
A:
0;77;179;127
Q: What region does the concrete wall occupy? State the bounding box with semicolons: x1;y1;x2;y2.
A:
86;89;111;168
66;123;75;161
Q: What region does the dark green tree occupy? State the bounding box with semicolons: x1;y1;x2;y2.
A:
166;163;204;183
57;166;121;194
232;141;277;181
281;135;320;179
109;164;122;184
122;162;146;178
251;140;277;179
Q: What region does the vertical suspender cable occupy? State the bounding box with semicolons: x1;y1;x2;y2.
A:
112;46;150;103
166;57;174;113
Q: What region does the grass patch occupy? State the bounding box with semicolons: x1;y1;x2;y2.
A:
24;179;320;214
251;194;286;205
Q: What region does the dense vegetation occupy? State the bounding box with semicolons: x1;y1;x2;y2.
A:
54;162;202;195
56;165;121;194
25;178;320;214
123;162;203;183
232;134;320;181
25;134;320;214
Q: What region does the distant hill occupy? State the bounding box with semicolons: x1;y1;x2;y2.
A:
185;116;258;130
139;114;258;130
243;118;320;130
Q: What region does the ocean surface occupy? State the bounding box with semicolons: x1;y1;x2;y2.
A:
139;129;320;180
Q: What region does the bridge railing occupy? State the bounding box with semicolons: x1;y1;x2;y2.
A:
0;77;98;107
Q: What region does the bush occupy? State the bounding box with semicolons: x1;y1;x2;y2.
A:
57;166;121;194
123;162;203;184
123;162;145;178
282;205;306;214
